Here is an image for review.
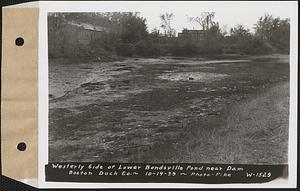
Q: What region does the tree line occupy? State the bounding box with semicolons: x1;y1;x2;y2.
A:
48;12;290;61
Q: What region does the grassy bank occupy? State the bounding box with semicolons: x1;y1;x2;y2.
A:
164;82;289;164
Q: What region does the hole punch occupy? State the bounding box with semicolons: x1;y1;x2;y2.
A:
15;37;24;46
17;142;27;151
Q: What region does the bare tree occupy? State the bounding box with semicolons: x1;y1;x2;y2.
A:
160;13;176;37
188;12;216;31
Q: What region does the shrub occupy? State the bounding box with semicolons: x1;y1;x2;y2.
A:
116;43;135;57
196;39;223;55
135;40;150;56
135;40;165;56
243;38;272;55
182;41;198;55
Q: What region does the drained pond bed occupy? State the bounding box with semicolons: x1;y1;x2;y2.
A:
49;55;289;164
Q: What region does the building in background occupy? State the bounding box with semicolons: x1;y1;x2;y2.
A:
48;19;106;58
66;21;105;46
178;28;205;41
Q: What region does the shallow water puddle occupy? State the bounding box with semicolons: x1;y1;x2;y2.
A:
157;72;229;82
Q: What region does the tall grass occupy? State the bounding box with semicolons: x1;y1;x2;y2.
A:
163;82;289;164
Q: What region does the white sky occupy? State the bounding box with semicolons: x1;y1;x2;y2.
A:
136;1;294;33
36;1;295;34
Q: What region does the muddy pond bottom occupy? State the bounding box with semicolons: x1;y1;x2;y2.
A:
157;72;229;82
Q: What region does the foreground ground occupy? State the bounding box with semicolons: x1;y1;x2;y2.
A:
49;54;289;164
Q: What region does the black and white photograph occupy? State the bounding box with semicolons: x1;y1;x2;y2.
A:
0;0;298;189
46;2;293;184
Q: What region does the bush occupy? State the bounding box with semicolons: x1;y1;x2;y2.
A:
196;39;223;55
135;40;150;56
135;40;164;56
168;41;181;56
224;35;273;55
116;43;135;57
242;38;272;55
182;41;198;55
